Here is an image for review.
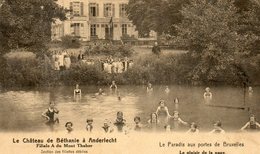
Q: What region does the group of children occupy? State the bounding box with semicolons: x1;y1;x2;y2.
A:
100;56;134;74
51;50;72;71
42;82;259;134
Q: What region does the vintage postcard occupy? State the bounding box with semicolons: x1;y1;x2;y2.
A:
0;0;259;153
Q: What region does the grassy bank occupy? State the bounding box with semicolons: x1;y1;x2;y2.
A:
0;47;259;87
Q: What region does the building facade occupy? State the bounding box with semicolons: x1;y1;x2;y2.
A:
52;0;157;41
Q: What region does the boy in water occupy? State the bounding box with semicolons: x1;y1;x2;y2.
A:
134;116;142;131
74;84;82;98
65;122;73;133
186;122;199;134
209;121;225;134
110;81;118;91
102;119;114;133
114;111;126;132
165;86;170;93
147;82;153;93
168;111;188;130
86;119;94;132
241;114;260;131
95;88;105;96
203;87;212;100
156;100;171;126
42;102;59;125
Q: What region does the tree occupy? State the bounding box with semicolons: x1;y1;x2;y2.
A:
126;0;189;37
174;0;258;83
0;0;66;55
235;0;260;55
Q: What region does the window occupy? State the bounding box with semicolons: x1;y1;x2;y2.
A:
90;24;96;36
71;23;81;36
119;4;127;17
104;3;114;17
122;24;127;35
70;2;84;16
89;3;99;17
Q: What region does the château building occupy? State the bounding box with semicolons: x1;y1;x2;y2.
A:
52;0;157;42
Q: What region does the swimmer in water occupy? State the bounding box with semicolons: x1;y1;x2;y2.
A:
146;82;153;93
65;122;73;133
147;113;159;131
110;81;118;91
169;111;188;130
42;101;59;125
165;125;171;132
248;86;253;98
134;116;142;131
86;119;93;132
102;119;114;133
248;86;253;94
114;111;126;132
209;121;225;134
165;86;170;93
203;87;212;101
95;88;105;96
174;97;179;104
74;84;82;98
117;91;122;101
240;114;260;131
186;122;199;133
156;100;171;125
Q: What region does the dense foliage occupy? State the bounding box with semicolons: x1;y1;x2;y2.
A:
126;0;189;36
127;0;260;85
0;0;66;54
61;35;81;49
174;0;259;84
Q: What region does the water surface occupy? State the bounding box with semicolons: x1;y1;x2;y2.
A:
0;85;259;132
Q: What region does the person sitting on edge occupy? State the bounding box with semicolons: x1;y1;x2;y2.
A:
209;121;225;134
74;84;82;98
86;119;94;132
65;122;73;133
42;101;59;125
241;114;260;131
147;82;153;93
114;111;126;132
186;122;199;134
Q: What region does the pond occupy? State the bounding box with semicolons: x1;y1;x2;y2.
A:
0;85;259;133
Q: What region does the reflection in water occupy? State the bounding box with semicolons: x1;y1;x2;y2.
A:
0;85;259;133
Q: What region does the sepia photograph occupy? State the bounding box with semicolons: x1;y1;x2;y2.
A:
0;0;259;153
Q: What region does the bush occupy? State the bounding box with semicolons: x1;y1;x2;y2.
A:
59;63;105;85
1;48;259;87
1;49;60;87
2;50;37;86
61;35;81;49
121;54;196;85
